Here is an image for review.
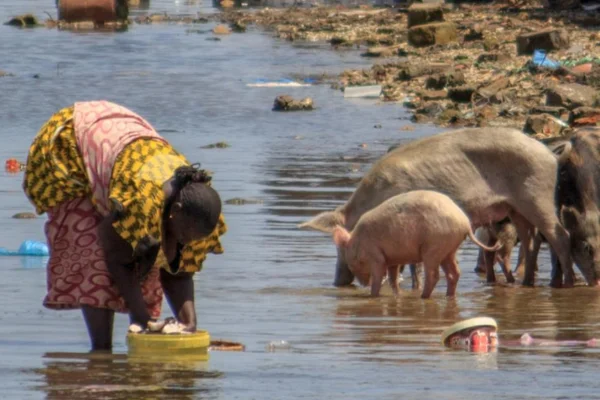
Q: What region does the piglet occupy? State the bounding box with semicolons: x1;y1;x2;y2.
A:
331;190;502;298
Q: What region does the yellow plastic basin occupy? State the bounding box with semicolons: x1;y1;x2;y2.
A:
127;330;211;357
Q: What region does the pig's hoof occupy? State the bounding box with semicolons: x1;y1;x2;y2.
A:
549;279;563;288
521;279;535;288
473;267;485;274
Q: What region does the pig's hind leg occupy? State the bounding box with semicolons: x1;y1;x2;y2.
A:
387;265;400;296
440;251;461;297
421;258;441;299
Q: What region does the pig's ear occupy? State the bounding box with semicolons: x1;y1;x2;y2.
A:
297;210;345;233
553;141;572;166
561;206;582;231
332;226;351;248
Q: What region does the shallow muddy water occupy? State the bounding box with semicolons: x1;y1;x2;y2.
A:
2;1;600;399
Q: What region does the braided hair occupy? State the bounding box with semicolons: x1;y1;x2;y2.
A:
170;163;221;238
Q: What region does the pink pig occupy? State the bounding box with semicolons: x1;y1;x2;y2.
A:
331;190;501;298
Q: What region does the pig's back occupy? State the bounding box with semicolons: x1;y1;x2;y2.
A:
357;190;471;239
344;128;557;227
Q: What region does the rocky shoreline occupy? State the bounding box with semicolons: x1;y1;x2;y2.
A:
218;1;600;140
7;1;600;140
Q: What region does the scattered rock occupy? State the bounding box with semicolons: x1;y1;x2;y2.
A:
213;24;231;35
421;90;447;101
475;105;498;126
524;113;569;137
448;85;476;103
407;3;444;29
12;212;36;219
476;52;510;64
398;63;449;81
201;142;231;149
436;109;463;125
464;24;484;42
225;197;264;205
231;20;246;33
206;37;222;41
413;101;445;121
516;29;570;55
0;70;13;78
474;77;510;103
482;36;500;52
273;95;314;111
546;83;599;110
530;106;571;122
408;22;458;48
542;0;581;10
5;14;39;27
361;45;403;58
425;70;465;90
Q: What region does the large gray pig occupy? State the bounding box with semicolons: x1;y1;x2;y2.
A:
332;190;502;297
299;128;576;288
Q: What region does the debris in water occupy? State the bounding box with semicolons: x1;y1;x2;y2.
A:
265;340;291;352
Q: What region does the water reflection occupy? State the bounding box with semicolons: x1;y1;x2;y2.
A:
129;0;151;9
257;134;600;370
35;352;222;400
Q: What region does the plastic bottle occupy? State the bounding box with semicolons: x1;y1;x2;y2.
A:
265;340;291;352
18;240;49;256
0;240;49;256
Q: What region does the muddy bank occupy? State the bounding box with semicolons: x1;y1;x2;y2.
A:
216;2;600;138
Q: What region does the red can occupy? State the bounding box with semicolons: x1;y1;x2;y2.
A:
442;317;499;353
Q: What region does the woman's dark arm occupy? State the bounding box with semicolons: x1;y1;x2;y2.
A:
160;270;197;331
97;216;153;327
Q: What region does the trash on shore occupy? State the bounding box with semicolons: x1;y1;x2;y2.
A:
343;85;382;98
265;340;291;352
532;49;560;70
247;78;312;88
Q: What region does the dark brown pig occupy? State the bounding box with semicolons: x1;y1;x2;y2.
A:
299;128;574;288
553;128;600;286
474;218;523;283
331;190;502;297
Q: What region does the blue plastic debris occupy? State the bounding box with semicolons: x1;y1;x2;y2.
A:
247;78;312;87
0;240;49;256
532;49;560;70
